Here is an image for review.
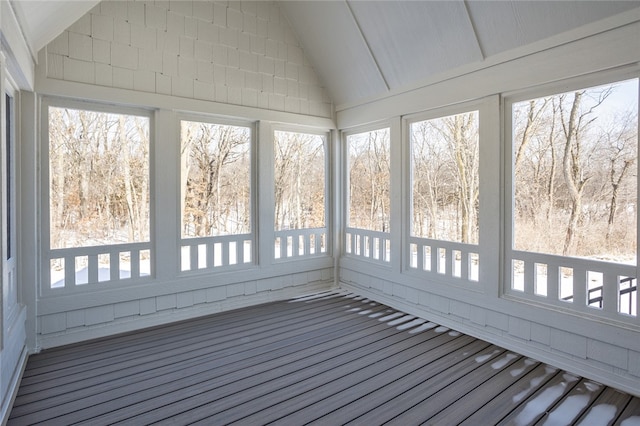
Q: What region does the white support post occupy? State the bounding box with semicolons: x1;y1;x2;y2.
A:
479;94;501;297
153;109;179;281
389;117;402;274
257;121;274;267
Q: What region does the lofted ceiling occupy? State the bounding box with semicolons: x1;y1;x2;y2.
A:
10;0;640;111
279;0;640;109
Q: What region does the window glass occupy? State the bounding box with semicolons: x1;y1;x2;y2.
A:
274;130;325;230
181;120;251;237
512;78;638;264
347;128;390;232
48;106;150;248
410;111;479;243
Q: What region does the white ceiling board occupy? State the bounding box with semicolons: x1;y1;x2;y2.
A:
11;0;100;53
280;0;389;106
467;0;639;58
348;0;483;90
10;0;639;111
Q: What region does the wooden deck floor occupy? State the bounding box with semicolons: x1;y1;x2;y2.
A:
8;291;640;425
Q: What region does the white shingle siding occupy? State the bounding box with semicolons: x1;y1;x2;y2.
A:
69;14;92;36
63;57;94;84
110;42;138;69
177;292;195;309
193;1;214;22
155;73;172;95
114;300;141;319
156;294;177;311
194;80;215;101
134;69;156;92
85;305;115;326
140;297;157;315
95;63;113;86
68;32;93;62
49;32;69;56
93;38;111;64
40;313;66;334
47;54;64;80
551;329;588;359
113;66;134;90
92;14;114;41
629;351;640;377
66;310;86;329
587;340;628;371
47;0;332;118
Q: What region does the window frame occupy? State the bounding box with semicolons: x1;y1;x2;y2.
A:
502;68;640;322
2;66;20;340
405;105;481;243
343;123;392;233
41;97;155;294
342;122;393;264
176;112;257;273
403;101;485;284
271;124;331;261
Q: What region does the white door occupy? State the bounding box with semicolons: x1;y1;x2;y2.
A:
2;76;19;344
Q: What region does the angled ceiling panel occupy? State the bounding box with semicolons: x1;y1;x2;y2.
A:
280;1;388;106
348;0;483;90
10;0;640;110
467;0;639;58
12;0;100;53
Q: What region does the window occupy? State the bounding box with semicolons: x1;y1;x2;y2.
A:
274;130;327;259
347;128;390;232
46;102;151;289
180;119;252;270
345;127;391;262
512;79;638;263
410;111;479;243
407;110;480;282
508;77;638;318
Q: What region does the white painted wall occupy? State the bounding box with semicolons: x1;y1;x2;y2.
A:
336;18;640;396
43;0;332;118
29;0;337;353
3;5;639;425
0;1;32;421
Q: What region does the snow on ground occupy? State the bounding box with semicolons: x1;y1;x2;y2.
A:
50;258;151;289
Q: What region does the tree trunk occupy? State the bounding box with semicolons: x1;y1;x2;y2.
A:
561;92;584;255
606;159;632;241
120;116;136;242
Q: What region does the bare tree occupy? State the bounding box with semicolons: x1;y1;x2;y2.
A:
48;107;150;248
411;112;479;243
560;89;610;255
181;121;250;237
274;131;325;230
348;129;390;232
513;80;637;261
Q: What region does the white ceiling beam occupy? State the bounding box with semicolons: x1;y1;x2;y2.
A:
345;0;391;92
463;0;486;61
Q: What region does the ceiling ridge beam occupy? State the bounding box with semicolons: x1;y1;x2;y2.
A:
344;0;391;92
463;0;486;61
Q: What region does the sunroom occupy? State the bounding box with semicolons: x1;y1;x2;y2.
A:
1;0;640;424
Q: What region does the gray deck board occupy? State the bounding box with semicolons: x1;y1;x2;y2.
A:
614;396;640;425
459;363;560;425
8;291;640;426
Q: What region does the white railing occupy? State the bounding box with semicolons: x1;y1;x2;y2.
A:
345;228;391;264
180;234;253;272
274;228;328;260
509;250;638;322
47;242;152;292
407;236;479;283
